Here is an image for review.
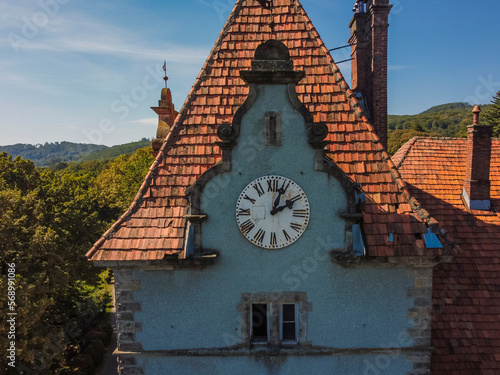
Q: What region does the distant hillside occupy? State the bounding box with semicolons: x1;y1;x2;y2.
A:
420;102;472;114
81;140;151;161
388;103;491;138
0;139;151;167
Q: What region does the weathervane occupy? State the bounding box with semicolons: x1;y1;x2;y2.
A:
163;60;168;89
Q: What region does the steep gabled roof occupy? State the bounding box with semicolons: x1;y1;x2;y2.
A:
394;137;500;374
87;0;453;263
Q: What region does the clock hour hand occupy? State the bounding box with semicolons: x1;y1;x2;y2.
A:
273;195;300;213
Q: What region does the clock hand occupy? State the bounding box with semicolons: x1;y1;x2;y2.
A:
272;190;282;211
274;197;299;213
270;181;288;215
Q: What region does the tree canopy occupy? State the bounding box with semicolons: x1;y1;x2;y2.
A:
483;91;500;138
0;146;154;374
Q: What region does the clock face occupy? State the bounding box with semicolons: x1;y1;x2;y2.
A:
235;175;310;249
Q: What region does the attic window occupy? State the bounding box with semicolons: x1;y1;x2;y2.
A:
265;112;282;146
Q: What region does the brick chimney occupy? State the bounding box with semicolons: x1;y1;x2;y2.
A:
349;0;392;149
462;105;493;210
151;88;178;156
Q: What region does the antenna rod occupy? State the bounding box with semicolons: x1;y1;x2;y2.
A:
329;43;356;52
336;58;354;64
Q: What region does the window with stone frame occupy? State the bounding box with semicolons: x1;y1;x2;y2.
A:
238;292;312;347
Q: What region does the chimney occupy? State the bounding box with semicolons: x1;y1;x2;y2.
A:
349;0;392;149
151;88;178;156
462;105;493;210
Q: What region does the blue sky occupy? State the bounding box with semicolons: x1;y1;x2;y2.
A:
1;0;499;146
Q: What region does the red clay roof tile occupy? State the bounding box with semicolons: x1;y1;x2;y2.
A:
395;136;500;374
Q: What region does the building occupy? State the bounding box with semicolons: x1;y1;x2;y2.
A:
84;1;498;374
393;110;500;374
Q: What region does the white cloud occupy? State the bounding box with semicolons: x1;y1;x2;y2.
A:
1;8;207;64
130;118;157;126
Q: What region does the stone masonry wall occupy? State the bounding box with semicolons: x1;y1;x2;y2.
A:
114;269;144;375
406;266;434;375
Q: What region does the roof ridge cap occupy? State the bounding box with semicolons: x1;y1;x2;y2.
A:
393;136;420;169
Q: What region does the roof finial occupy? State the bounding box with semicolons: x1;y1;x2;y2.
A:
163;60;168;89
472;105;481;125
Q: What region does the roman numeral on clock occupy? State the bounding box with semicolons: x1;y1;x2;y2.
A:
270;232;277;247
253;182;265;197
290;222;302;232
237;208;251;216
253;229;265;245
240;220;255;234
267;178;279;192
283;229;291;242
293;209;308;218
243;195;256;204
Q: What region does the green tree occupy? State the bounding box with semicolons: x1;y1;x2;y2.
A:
388;129;440;156
0;146;154;373
483;91;500;137
93;146;155;211
0;153;110;374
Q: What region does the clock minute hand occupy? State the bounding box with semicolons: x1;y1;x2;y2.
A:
271;182;288;215
272;189;283;210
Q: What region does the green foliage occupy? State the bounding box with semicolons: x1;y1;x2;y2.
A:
0;145;153;374
388;103;493;146
419;102;471;114
387;129;440;156
0;142;107;167
93;146;155;211
483;91;500;138
0;138;151;167
81;139;151;162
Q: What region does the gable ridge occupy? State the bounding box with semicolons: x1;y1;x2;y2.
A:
392;136;420;169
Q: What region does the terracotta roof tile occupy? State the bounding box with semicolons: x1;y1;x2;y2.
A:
87;0;454;263
395;137;500;374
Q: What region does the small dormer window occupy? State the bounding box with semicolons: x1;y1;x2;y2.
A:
265;112;282;145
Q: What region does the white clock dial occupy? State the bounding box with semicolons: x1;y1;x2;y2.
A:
235;175;310;249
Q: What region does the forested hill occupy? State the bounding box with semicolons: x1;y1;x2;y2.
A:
387;102;493;155
0;139;150;167
388;102;486;137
